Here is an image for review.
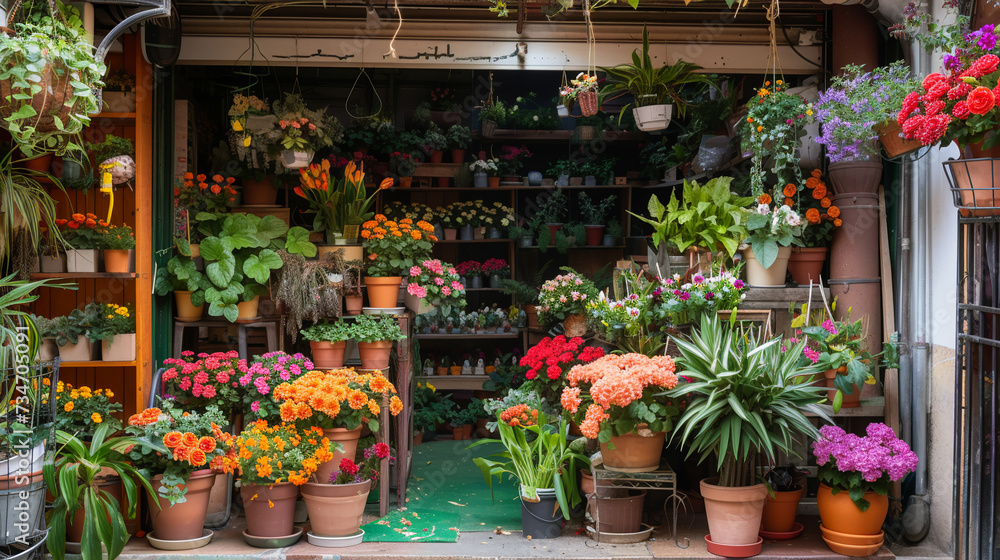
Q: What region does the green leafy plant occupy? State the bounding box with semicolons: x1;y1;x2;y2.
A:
795;316;880;412
446;125;472;150
345;314;405;343
301;320;353;343
271;93;342;153
85;135;134;165
98;223;135;250
578;192;616;225
478;100;511;128
546;159;579;178
736;81;814;196
669;315;830;487
580;159;616;184
45;422;161;560
738;203;804;269
0;150;66;266
86;302;135;344
423;128;448;152
49;306;97;347
535;190;568;224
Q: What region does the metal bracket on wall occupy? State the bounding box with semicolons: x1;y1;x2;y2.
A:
92;0;171;61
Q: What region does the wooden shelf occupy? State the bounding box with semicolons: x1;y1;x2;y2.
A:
59;360;138;368
518;245;624;250
805;397;885;418
416;375;489;391
31;272;137;280
435;239;514;244
91;112;136;121
463;287;508;292
414;333;520;340
390;184;633;192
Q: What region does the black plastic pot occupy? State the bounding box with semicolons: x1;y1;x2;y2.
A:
521;487;562;539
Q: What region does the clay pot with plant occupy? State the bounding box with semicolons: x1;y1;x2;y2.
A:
578;192;616;246
346;314;406;371
360;213;437;309
301;442;394;537
302;321;352;369
761;464;809;534
670;315;830;557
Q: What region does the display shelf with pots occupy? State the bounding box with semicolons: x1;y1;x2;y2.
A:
30;272;138;279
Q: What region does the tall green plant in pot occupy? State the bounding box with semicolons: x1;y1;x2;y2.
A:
669;315;830;555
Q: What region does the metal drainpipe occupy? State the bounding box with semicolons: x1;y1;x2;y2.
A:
902;39;932;544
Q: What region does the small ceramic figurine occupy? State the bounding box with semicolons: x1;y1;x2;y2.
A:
473;358;486;376
494;357;502;370
461;359;472;375
423;359;434;376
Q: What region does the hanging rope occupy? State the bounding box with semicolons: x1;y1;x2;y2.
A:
764;0;783;86
384;0;402;59
345;68;383;119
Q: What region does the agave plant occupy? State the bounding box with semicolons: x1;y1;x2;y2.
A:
599;25;714;119
668;314;831;487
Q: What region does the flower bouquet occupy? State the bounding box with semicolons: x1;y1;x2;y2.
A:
650;271;747;327
48;381;122;433
161;350;248;416
238;351;315;421
295;159;393;243
737;80;814;196
536;269;598;336
519;335;604;404
406;259;466;316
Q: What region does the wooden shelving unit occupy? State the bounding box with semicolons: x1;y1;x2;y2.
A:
31;272;138;279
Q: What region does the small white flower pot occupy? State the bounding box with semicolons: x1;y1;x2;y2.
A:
102;333;136;362
66;249;98;273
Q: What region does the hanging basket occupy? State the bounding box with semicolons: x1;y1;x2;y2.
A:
0;57;77;135
632;104;673;132
281;149;315;169
578;91;599;117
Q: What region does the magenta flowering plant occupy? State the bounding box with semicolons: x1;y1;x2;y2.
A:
649;270;747;326
455;260;482;278
812;423;918;511
331;442;395;484
162;351;248;415
481;258;510;278
238;351;315;421
796;317;878;411
406;259;467;316
536;268;598;323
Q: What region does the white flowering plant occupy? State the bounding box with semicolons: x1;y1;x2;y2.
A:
537;269;599;323
469;158;501;177
738;203;804;269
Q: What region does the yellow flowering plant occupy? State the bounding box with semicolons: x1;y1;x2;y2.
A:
86;302;135;343
274;368;404;432
231;421;338;486
44;380;123;433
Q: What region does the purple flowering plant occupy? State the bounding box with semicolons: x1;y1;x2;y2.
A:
889;1;999;71
814;62;920;162
651;270;747;326
812;423;918;511
239;351;314;421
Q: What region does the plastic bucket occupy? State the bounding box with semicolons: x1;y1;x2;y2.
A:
520;487;562;539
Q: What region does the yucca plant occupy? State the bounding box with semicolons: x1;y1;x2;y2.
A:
669;314;831;487
45;422;164;560
599;25;714;119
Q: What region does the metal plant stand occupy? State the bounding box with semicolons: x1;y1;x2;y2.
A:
589;463;689;548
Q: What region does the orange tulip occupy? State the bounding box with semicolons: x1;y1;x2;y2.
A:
345;161;356;179
294;187;305;198
379;178;393;190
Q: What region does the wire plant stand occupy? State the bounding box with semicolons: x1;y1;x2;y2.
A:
944;158;1000;218
588;462;690;548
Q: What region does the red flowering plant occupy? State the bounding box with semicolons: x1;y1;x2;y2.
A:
330;442;395;484
406;259;466;316
124;403;238;505
455;260;481;279
161;350;248;416
898;36;1000;150
56;212;106;249
519;335;605;404
176;173;238;214
560;353;682;441
238;351;315;422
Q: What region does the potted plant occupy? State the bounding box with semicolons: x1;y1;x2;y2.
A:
599;25;712;131
228;94;279;204
495;145;533;182
761;464;810;535
89;303;135;362
360;214;437;308
199;213;316;321
56;213;103;272
578;192;616;245
232;422;336;545
296;158;389;249
153;254;210;322
546;159;577;187
405;259;466;316
570;72;600;116
469;159;500;188
274;368;402;484
482;258;510;289
737;201;804;287
50;381;123;435
302;442;394;541
343;259;364;314
237;351;315;422
423;127;448;164
536;190;568;237
580;158;615;186
786;171;842;285
812;423;917;554
160;351;247;416
446;125;472;163
102;69;136;113
521;335;605;404
478;99;510;136
456;260;482;288
28;314;59;362
796;316;879;411
174;175;238;258
736;80;814;196
125;404;237;544
45;422;158;560
498;264;549;330
347;314;406;370
471;408;588;538
670;315;830;557
447;407;474;440
390;152;418;187
51;307;98;361
536;268;597;337
302;321;353;369
0;1;105;156
271;93;341;170
98;223;135;273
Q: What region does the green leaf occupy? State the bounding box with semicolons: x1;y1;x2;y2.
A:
255;215;289;245
243;249;282;284
284;226;317;257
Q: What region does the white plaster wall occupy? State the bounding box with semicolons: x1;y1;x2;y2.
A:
927;144;960;351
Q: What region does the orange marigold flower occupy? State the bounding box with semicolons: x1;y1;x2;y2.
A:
758;193;772;205
184;172;194;180
411;230;422;240
820;197;831;208
85;218;97;228
827;205;841;218
71;213;85;223
348;390;368;410
805;177;820;189
834;218;843;227
784;197;794;207
390;396;403;415
367;400;380;416
805;208;821;224
782;183;797;197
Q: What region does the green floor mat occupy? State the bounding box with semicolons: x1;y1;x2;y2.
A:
405;439;523;532
362;509;459;542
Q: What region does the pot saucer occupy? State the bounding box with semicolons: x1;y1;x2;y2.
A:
242;527;303;548
146;529;214;550
307;529;364;548
759;521;804;541
705;534;763;557
822;535;883;556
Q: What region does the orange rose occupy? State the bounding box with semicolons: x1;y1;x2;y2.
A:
85;219;97;228
210;184;222;194
827;205;841;218
196;174;207;182
805;208;821;224
198;436;217;453
967;86;996;115
184;172;194;180
182;432;200;448
189;449;208;467
162;431;183;448
812;184;827;199
820;197;831;208
758;193;772;205
71;213;85;223
784;197;794;207
212;174;224;182
782;184;797;197
811;169;822;178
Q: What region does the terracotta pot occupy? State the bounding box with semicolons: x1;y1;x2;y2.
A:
399;176;412;188
241;176;278;205
592;490;646;533
563;314;587;338
241;482;300;538
600;429;665;472
449;366;462;376
21;153;53;173
67;474;121;542
429;150;444;164
817;483;888;535
580;470;594;496
148;469;216;541
585;225;605;246
700;478;768;546
364;276;402;308
103;249;132;273
877;122;922;158
413;431;423;445
451;427;464;440
436;367;448;376
451;149;466;164
311;340;347;369
358;340;393;370
829;192;879;280
761;485;804;533
788;247;827;286
444;228;458;240
525;304;540;330
301;480;371;537
237;295;261;319
945;156;1000;217
345;295;363;315
827;160;883;194
823;369;863;408
436;177;450;188
314;427;363;485
546;223;563;238
488;176;501;188
742;246;791;287
175;291;204;322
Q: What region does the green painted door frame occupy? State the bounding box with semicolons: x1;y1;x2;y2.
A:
151;67;175;369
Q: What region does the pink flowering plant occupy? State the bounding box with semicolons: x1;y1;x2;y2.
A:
162;351;248;415
239;351;315;421
649;270;747;326
455;260;482;278
331;442;394;484
406;259;467;316
796;317;879;411
537;268;599;324
812;423;918;511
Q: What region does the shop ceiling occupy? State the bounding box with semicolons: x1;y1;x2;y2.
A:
169;0;828;72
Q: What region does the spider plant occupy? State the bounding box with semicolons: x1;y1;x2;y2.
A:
668;314;831;487
0;273;75;367
0;149;66;268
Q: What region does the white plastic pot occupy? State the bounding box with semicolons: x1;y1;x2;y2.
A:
281;150;314;169
632;104;673;132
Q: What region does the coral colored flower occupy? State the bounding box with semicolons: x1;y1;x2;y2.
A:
967;86;996;115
